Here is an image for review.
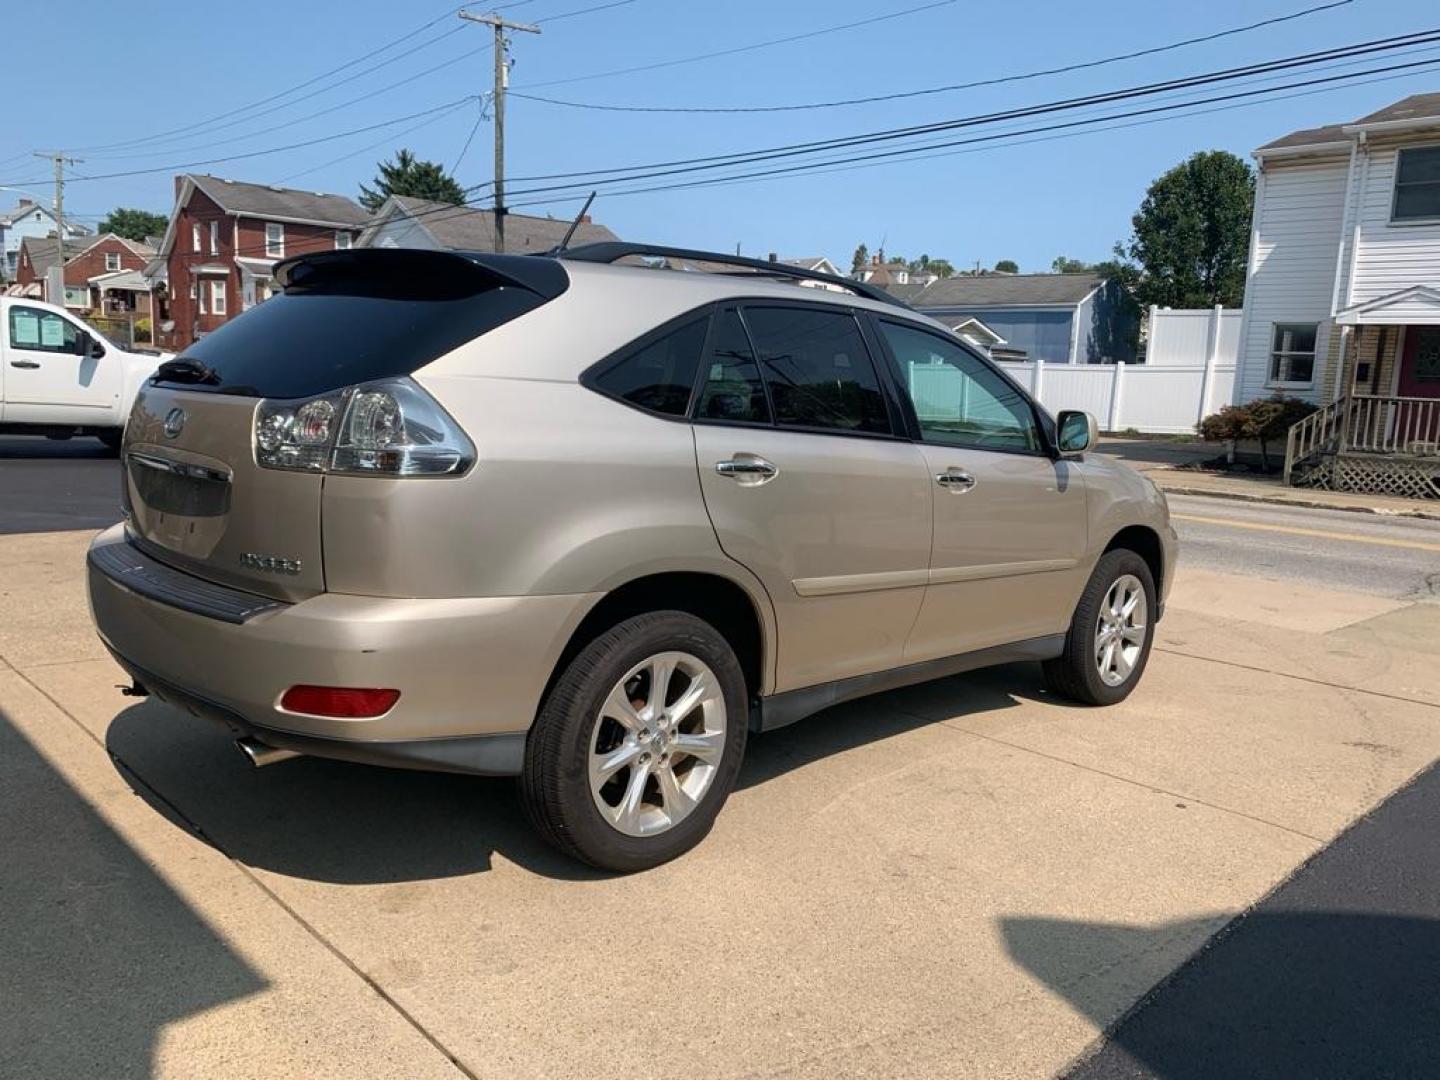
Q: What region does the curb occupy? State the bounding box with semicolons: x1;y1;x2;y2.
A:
1153;482;1440;522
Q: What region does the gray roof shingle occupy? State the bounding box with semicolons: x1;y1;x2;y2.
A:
376;195;618;252
1256;123;1350;152
912;273;1103;308
189;174;369;226
1352;92;1440;126
18;236;92;275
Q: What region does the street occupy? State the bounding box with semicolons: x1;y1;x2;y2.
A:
1;447;1438;1078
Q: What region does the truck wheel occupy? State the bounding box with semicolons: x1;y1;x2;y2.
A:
521;611;748;872
1043;549;1156;706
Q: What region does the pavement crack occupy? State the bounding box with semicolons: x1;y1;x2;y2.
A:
10;665;480;1080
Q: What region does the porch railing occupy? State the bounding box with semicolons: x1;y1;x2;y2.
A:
1340;394;1440;455
1285;394;1440;486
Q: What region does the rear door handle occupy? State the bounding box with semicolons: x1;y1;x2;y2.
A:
715;456;778;484
935;468;976;493
9;360;40;369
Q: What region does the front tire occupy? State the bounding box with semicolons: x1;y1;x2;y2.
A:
1043;549;1156;706
521;611;748;872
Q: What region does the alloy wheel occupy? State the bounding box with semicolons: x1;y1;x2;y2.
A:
1094;573;1147;687
588;651;727;837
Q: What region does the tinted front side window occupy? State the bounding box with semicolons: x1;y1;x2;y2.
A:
695;309;770;424
594;316;707;416
744;306;891;434
879;320;1040;452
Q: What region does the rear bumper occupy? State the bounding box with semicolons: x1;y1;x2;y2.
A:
87;524;599;770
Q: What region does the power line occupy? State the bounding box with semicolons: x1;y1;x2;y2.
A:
515;0;958;89
489;29;1440;200
277;101;477;185
507;55;1440;208
535;0;638;23
450;101;488;173
50;98;478;184
66;5;472;155
512;0;1357;113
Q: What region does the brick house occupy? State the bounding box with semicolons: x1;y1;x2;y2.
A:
148;174;369;350
12;233;155;313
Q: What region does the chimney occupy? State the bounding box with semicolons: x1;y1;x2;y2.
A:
174;175;186;199
768;252;777;262
579;214;591;223
17;197;33;207
872;253;881;267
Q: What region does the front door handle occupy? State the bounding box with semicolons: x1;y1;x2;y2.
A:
935;468;976;493
10;360;40;369
715;455;778;485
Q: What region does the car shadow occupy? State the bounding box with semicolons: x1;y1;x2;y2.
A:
106;664;1038;884
0;435;115;459
1;707;266;1078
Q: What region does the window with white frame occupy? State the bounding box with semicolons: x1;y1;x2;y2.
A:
192;223;201;252
104;252;121;272
1269;323;1318;385
195;279;206;315
210;279;227;316
334;230;352;250
1392;145;1440;223
209;220;220;255
264;222;284;258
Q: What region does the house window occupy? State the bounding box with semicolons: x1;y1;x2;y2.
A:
210;220;220;255
265;222;284;258
192;223;201;252
104;252;121;272
195;280;206;315
1392;146;1440;222
334;230;352;250
210;280;226;316
1269;323;1318;385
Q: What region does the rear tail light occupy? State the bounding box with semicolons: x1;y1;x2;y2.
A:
279;685;400;718
254;377;473;477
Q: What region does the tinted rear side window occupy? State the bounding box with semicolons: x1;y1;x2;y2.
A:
592;316;708;416
696;309;770;424
743;306;891;434
161;252;560;399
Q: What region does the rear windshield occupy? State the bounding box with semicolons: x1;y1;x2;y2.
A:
158;251;563;399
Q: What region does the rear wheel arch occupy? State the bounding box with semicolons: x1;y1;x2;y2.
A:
544;571;770;711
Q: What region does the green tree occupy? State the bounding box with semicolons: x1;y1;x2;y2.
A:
851;243;869;273
98;207;168;242
994;259;1019;274
926;258;956;279
1051;255;1091;274
359;148;466;213
1126;150;1254;308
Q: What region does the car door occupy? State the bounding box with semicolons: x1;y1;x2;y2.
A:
691;303;933;692
3;303;117;425
872;317;1088;663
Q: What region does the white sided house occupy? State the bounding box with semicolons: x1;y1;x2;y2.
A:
1238;92;1440;498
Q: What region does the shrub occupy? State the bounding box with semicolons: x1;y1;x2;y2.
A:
1198;395;1318;472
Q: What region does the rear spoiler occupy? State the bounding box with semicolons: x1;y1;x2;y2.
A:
274;248;570;301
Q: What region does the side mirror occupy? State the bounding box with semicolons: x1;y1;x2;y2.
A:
1055;409;1098;458
90;338;106;359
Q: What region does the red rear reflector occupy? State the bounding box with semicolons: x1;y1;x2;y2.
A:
280;685;400;718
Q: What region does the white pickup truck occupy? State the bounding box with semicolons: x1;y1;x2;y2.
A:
0;295;167;450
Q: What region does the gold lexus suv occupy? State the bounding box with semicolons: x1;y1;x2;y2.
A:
88;244;1176;871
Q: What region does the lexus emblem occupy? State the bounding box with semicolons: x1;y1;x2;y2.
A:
163;408;186;439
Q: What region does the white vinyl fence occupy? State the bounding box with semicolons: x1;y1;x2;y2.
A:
1145;305;1242;368
997;357;1236;434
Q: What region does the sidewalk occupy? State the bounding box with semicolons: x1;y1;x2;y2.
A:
1095;438;1440;520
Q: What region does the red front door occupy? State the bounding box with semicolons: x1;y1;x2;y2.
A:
1394;326;1440;448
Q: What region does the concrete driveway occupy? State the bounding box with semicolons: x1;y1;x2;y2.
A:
3;517;1438;1078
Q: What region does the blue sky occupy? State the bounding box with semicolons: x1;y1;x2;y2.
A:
3;0;1438;271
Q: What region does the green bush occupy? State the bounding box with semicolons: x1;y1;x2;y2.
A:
1198;395;1317;471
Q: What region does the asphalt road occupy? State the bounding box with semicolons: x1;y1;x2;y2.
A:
1169;493;1440;602
0;435;122;535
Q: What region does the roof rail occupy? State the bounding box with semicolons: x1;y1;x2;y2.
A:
555;242;908;308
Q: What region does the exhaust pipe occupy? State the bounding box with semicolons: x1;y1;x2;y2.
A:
235;737;302;768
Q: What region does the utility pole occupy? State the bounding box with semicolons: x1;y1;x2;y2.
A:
34;151;82;306
459;9;540;254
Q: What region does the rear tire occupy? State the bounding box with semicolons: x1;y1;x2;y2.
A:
521;611;748;872
1043;549;1156;706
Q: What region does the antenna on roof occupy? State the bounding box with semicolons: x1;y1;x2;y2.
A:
555;191;597;253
